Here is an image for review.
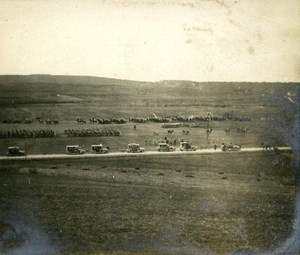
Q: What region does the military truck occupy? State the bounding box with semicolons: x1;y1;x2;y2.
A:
7;146;25;156
91;144;109;154
179;141;198;151
221;143;241;152
127;143;145;153
157;143;175;152
66;145;86;154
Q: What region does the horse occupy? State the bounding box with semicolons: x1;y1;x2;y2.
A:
89;118;97;124
182;130;190;135
77;118;86;124
225;128;231;134
206;128;213;134
238;127;248;133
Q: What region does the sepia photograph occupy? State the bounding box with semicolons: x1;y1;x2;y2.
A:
0;0;299;254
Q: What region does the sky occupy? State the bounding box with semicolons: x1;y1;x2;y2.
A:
0;0;299;82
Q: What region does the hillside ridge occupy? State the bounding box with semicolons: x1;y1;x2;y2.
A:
0;74;298;86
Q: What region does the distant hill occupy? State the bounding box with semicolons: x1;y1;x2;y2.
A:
0;74;153;86
0;75;298;140
0;74;298;87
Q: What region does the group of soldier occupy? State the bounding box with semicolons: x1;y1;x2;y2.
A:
64;128;121;137
0;129;55;138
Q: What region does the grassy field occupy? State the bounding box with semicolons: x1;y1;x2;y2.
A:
0;75;298;254
0;152;296;254
0;76;297;122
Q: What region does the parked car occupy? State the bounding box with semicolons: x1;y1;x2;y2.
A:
66;145;86;154
127;143;145;153
221;143;241;152
157;143;175;152
7;146;25;156
91;144;109;154
179;142;198;151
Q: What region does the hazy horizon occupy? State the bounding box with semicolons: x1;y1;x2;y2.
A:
1;73;300;84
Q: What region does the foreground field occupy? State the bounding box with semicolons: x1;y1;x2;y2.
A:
0;152;296;254
0;75;298;254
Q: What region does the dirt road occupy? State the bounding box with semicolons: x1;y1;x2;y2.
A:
0;146;292;161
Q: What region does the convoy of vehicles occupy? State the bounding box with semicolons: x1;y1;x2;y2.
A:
6;141;244;157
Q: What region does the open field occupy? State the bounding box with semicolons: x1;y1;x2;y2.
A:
0;76;297;119
0;75;298;155
0;75;299;254
0;152;296;254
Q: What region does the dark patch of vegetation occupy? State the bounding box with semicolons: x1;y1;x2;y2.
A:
185;174;194;178
29;168;38;174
